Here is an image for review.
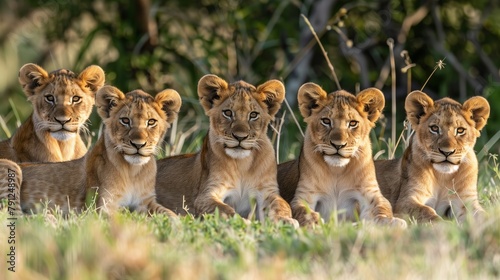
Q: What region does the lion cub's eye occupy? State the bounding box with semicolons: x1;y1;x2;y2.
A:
456;127;466;135
320;118;331;127
249;111;259;121
45;95;55;104
222;110;233;119
120;117;131;126
429;125;440;134
72;96;81;103
348;120;359;128
147;119;157;127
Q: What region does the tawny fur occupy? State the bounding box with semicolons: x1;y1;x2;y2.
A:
375;91;489;223
278;83;406;228
1;86;181;217
0;63;105;162
156;74;298;227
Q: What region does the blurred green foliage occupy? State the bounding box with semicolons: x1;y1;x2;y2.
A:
0;0;499;159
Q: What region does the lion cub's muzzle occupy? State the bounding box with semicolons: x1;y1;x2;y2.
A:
48;116;80;141
122;140;152;165
223;131;254;159
316;141;354;167
430;148;462;174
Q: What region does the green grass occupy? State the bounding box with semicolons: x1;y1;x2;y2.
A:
1;202;499;279
1;77;499;280
1;155;500;279
1;100;499;279
1;104;499;279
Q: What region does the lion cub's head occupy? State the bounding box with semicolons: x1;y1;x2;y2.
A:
298;83;384;167
18;63;105;141
197;74;285;159
96;86;181;165
405;91;489;174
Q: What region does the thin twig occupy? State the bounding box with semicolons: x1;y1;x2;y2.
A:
391;125;407;159
174;123;201;156
375;4;430;89
400;50;416;94
0;116;11;138
301;14;341;90
276;111;286;164
421;58;446;91
387;38;396;151
400;50;416;152
284;98;304;138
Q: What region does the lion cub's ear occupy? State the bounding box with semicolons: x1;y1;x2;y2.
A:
356;87;385;123
405;90;435;127
155;89;182;124
96;86;126;119
256;80;285;117
18;63;49;96
462;96;490;132
78;65;105;93
197;74;229;113
297;82;328;119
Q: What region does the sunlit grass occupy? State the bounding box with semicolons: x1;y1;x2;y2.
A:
1;79;500;279
1;201;499;279
1;99;500;279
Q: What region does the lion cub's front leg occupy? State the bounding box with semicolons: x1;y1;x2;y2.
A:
396;198;441;223
144;197;178;219
396;179;441;223
292;205;322;228
360;187;407;228
290;197;322;228
265;193;299;228
194;186;237;218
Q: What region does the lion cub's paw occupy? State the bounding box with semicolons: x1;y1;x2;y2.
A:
241;216;252;226
420;212;443;224
375;216;407;229
389;217;407;229
469;210;487;224
297;211;322;228
168;215;181;226
219;210;236;219
278;217;299;229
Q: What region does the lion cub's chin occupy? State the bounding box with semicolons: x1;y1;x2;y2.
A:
323;155;350;167
124;155;151;165
432;162;459;174
50;131;77;141
225;148;251;159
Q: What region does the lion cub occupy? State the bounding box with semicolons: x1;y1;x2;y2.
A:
278;83;406;228
156;74;298;227
1;86;181;217
375;91;489;223
0;63;105;162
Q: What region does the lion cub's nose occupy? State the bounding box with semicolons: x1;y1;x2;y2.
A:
55;116;71;125
330;141;347;150
130;140;146;150
232;132;248;142
439;148;455;157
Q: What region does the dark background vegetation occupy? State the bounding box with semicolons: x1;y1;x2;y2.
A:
0;0;499;160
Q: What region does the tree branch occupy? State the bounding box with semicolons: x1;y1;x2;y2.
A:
429;3;484;93
285;0;338;106
375;2;431;89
